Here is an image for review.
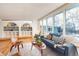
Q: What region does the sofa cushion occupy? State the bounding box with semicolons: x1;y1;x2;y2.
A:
47;34;52;40
52;35;65;44
57;36;65;44
52;36;59;44
44;39;55;45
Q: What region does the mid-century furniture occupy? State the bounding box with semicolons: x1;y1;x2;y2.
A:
10;41;23;52
41;35;78;56
31;41;46;56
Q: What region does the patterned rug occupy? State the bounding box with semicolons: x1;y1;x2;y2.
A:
7;42;61;56
7;43;41;56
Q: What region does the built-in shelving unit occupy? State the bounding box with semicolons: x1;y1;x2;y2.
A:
4;22;32;38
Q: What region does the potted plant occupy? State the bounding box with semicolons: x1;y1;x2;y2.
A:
34;34;43;47
36;38;42;47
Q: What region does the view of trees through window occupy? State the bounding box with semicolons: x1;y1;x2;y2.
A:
40;5;79;36
42;19;47;34
47;17;53;33
66;7;79;35
54;13;63;36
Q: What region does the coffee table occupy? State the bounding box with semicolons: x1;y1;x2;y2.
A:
31;41;46;56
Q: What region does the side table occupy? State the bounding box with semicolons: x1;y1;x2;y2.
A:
31;41;46;56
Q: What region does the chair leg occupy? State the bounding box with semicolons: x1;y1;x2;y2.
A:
31;44;33;50
41;49;43;56
21;44;23;48
10;45;14;52
17;45;20;52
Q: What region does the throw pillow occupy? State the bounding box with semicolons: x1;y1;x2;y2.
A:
57;36;65;44
47;34;52;40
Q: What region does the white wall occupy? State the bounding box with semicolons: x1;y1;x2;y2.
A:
32;20;40;36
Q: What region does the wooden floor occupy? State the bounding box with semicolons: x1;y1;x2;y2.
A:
0;36;63;56
0;36;33;56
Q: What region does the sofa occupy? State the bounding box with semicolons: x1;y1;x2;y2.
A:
40;35;78;56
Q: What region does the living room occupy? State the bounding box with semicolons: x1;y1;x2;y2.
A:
0;3;79;56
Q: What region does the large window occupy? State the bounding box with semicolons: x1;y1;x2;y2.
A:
39;4;79;37
42;19;47;34
40;20;43;34
40;20;43;27
47;17;53;33
54;13;63;36
66;7;79;35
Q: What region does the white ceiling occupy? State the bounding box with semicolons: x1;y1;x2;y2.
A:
0;3;64;21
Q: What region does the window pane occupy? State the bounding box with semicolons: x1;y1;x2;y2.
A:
47;17;53;33
43;19;47;33
54;13;63;36
66;7;79;35
40;20;43;34
40;20;42;26
54;13;63;27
